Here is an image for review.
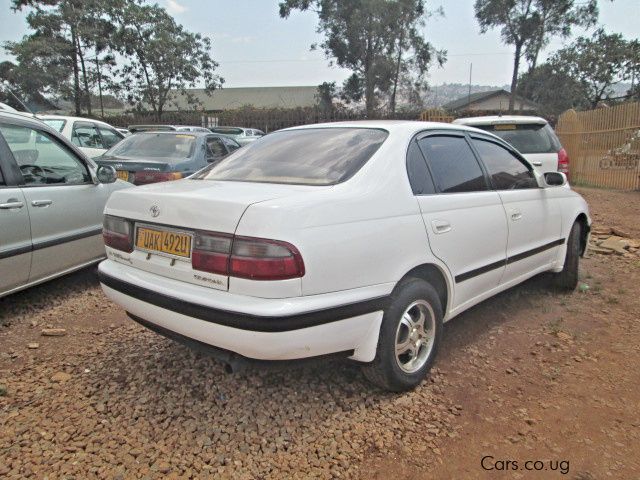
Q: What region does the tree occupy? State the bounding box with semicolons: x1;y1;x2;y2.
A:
474;0;598;112
553;29;639;108
8;0;119;115
517;60;589;117
109;1;223;120
279;0;445;116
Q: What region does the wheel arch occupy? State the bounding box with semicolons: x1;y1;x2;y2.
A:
397;263;451;319
574;212;590;256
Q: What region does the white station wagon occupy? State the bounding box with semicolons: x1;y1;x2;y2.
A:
98;121;590;391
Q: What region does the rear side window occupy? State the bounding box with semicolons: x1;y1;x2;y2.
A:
476;124;560;154
72;123;104;149
42;119;66;132
193;128;388;186
472;139;537;190
406;140;435;195
97;126;123;149
418;135;488;193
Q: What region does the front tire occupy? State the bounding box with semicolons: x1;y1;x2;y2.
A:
362;278;443;392
553;221;581;291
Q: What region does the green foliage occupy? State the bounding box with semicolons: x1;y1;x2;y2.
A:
279;0;445;116
4;0;222;119
108;1;223;120
517;60;589;118
474;0;598;111
554;29;639;107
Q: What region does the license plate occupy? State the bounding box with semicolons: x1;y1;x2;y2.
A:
116;170;130;181
136;227;192;258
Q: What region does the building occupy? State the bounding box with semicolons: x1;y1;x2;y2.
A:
443;89;538;114
165;86;319;112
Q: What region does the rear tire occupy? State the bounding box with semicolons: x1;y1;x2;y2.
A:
553;221;581;291
362;277;443;392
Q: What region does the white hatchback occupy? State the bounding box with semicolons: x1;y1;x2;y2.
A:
98;121;590;391
38;115;125;159
453;116;568;176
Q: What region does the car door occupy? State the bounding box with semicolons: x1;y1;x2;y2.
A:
204;136;230;166
469;134;562;285
412;132;509;311
0;135;31;294
0;122;104;284
71;121;106;158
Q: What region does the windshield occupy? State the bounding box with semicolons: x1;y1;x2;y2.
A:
42;119;66;133
192;127;388;186
476;123;560;154
104;133;196;160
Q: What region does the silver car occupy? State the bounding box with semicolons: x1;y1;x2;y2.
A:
209;127;265;146
0;112;130;297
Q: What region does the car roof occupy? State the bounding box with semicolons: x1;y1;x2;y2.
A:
37;114;116;127
0;110;48;125
130;130;212;137
282;119;487;136
452;115;548;126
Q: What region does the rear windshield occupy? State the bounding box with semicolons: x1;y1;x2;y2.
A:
104;133;196;160
211;127;244;135
475;123;560;154
42;119;66;132
192;127;388;186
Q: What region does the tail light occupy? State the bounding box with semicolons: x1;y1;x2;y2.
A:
230;236;305;280
134;171;183;185
192;231;305;280
192;232;232;275
557;148;569;177
103;215;133;252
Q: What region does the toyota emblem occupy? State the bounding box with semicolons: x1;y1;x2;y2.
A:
149;205;160;217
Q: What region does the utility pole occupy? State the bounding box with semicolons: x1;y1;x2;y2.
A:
467;63;473;109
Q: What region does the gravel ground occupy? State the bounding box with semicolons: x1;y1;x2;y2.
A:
1;186;639;479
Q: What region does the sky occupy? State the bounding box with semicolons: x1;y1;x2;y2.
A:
0;0;638;88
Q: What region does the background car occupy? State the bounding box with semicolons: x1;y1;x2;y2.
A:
38;115;125;159
209;126;265;145
97;121;589;391
116;127;132;137
94;131;241;185
453;116;569;176
128;125;212;134
0;111;130;298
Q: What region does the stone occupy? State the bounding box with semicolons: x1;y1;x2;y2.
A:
51;372;72;382
41;328;67;337
611;227;630;238
598;237;629;255
28;343;39;349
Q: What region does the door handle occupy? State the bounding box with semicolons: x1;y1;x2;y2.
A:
431;220;451;234
0;199;25;209
31;200;53;207
532;161;542;167
510;211;522;221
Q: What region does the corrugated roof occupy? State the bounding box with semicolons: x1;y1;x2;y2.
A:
443;88;538;111
166;86;319;111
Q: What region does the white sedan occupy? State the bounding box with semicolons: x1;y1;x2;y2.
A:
98;121;590;391
38;115;125;159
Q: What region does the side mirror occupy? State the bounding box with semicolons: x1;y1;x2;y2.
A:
96;165;117;184
543;171;567;187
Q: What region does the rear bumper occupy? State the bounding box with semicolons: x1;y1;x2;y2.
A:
98;259;387;361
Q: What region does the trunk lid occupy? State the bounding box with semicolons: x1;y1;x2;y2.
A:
521;152;559;174
104;179;321;290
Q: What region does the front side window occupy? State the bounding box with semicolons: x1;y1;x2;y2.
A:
97;126;123;149
0;124;91;186
72;123;104;149
193;128;388;186
472;139;537;190
221;136;241;152
418;135;488;193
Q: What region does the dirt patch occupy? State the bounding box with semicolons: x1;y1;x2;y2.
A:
1;187;639;479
